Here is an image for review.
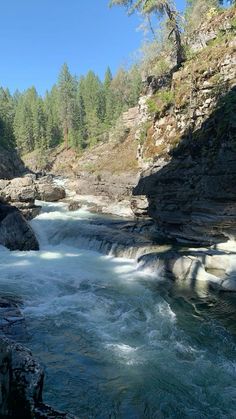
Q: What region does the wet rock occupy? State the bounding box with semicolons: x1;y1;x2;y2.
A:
0;297;26;341
11;201;41;220
0;297;77;418
0;203;39;251
34;403;77;418
68;201;81;211
138;246;236;291
0;337;44;417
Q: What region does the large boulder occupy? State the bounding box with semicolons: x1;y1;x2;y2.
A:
0;176;41;220
3;176;37;203
0;337;44;417
36;181;66;202
0;203;39;251
0;337;76;418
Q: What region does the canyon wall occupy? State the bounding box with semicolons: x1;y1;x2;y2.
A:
134;9;236;245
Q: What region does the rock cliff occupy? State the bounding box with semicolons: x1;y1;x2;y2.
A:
0;146;26;180
134;9;236;245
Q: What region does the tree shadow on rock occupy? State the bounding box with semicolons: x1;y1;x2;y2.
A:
134;86;236;246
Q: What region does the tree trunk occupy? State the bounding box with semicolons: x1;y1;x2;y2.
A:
164;3;185;68
64;124;68;149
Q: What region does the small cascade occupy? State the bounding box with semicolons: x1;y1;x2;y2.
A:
0;199;234;417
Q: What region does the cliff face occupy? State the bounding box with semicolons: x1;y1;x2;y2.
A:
134;9;236;245
0;146;25;179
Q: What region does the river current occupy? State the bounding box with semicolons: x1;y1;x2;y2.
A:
0;201;235;418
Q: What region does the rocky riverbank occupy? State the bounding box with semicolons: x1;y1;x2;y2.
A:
0;297;76;418
0;175;66;251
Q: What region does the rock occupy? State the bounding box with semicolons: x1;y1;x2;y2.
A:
122;106;139;129
221;275;236;292
134;81;236;245
12;202;41;220
138;242;236;291
0;297;78;418
2;176;37;203
0;337;78;418
0;337;44;417
0;176;41;220
131;196;149;218
0;147;26;180
188;9;236;52
68;201;81;211
0;297;26;341
36;182;66;202
0;203;39;251
34;403;77;418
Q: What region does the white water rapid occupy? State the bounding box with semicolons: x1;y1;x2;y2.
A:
0;201;235;418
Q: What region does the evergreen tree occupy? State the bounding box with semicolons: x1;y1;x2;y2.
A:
44;86;62;148
103;67;114;128
80;71;105;145
13;87;47;154
0;88;16;149
14;92;34;154
76;80;87;148
58;63;78;148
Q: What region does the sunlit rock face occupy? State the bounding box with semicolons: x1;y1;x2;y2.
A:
36;178;66;202
0;203;39;251
0;175;66;219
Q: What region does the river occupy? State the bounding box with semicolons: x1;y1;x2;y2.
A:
0;201;235;418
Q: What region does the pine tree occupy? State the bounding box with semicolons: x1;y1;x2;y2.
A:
80;71;105;145
103;67;114;128
44;86;62;148
76;81;87;149
58;63;78;148
0;88;16;149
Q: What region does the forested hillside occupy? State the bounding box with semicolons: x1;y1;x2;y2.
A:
0;0;235;162
0;65;142;157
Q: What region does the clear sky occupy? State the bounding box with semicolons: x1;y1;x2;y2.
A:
1;0;186;95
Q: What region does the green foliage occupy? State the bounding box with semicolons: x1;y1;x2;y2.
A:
185;0;221;34
0;88;16;149
2;60;141;155
58;63;78;148
147;89;174;115
138;121;152;144
14;87;47;154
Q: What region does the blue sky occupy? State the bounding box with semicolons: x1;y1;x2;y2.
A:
1;0;186;95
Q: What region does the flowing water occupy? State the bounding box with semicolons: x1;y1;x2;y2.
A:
0;202;236;418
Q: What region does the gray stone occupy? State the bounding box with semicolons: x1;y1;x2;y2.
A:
0;203;39;251
36;182;66;202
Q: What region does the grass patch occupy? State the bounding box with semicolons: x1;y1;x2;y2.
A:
146;89;174;116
